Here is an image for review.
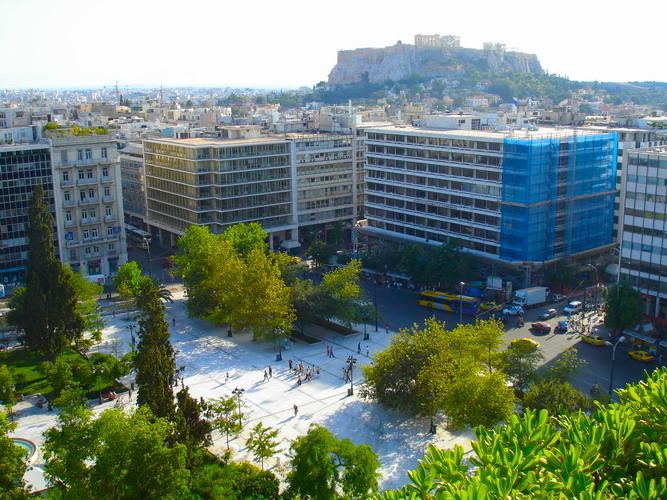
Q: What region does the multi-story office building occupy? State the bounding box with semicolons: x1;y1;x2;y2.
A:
47;130;127;276
361;125;618;274
143;128;359;249
119;142;146;225
618;146;667;322
0;142;56;289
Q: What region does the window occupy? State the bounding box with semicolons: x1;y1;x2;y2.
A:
108;243;115;251
90;209;96;219
86;169;93;179
85;149;92;160
81;209;88;219
102;167;108;177
64;191;70;201
88;188;95;198
77;150;83;161
102;147;108;159
103;186;110;197
61;150;68;163
79;190;86;201
78;170;85;179
65;211;72;222
105;206;112;216
83;230;90;239
91;228;98;238
85;247;91;255
107;226;114;236
93;246;99;253
62;171;69;181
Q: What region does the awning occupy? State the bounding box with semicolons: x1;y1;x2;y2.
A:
623;330;658;345
280;240;301;250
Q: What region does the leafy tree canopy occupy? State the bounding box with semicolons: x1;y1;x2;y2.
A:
604;282;644;332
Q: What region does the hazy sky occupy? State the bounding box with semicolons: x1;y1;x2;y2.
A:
1;0;664;89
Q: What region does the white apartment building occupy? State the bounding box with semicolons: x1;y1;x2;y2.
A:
47;130;127;276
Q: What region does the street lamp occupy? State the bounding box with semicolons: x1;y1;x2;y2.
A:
348;358;357;396
587;264;599;311
605;336;626;398
232;387;245;428
275;328;283;361
374;281;379;332
143;238;152;279
459;282;465;325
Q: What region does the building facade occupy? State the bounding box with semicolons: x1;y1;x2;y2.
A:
0;142;55;289
618;146;667;322
361;125;618;269
119;142;146;224
48;130;127;276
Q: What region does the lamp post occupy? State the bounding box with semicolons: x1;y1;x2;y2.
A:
459;281;465;325
587;264;599;311
143;238;152;279
348;357;357;396
374;282;379;333
232;387;245;428
606;336;626;398
275;328;283;361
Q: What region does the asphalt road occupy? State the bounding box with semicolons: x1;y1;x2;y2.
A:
363;281;656;397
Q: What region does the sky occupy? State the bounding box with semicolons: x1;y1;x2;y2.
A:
1;0;665;90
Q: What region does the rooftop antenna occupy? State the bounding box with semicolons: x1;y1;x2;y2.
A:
115;80;119;105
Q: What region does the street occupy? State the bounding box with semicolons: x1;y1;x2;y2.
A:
362;281;653;397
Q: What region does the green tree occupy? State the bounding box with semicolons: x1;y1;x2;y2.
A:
0;365;14;405
500;341;544;393
291;278;325;336
173;387;212;464
7;185;85;362
68;268;105;350
246;422;280;470
379;368;667;499
307;239;336;267
327;221;345;245
0;410;28;496
425;239;474;288
135;278;176;419
114;260;145;302
320;259;368;328
541;347;586;383
44;405;190;499
38;358;75;395
207;396;244;450
523;379;592;414
604;282;644;333
287;425;380;499
220;222;268;257
190;461;279;500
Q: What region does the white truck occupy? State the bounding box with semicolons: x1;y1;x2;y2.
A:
512;287;549;308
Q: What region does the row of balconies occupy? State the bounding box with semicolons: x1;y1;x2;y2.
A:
69;247;122;261
65;215;116;227
65;233;121;248
58;157;114;168
60;176;113;188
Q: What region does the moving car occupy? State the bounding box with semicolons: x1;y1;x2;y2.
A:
512;338;540;348
555;320;569;333
538;308;557;320
503;305;525;316
162;258;175;268
491;314;510;324
564;301;582;314
530;322;552;334
480;301;500;311
582;334;606;346
552;293;567;303
628;350;655;362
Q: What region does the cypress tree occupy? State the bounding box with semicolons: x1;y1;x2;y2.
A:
135;278;176;419
8;184;84;362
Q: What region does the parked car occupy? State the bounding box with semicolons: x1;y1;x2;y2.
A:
628;350;655;362
503;305;525;316
552;293;567;303
564;301;582;314
582;334;606;346
530;322;552;334
538;308;557;320
555;320;569;333
480;301;500;311
512;337;540;348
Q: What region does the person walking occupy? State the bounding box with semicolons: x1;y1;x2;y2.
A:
297;376;302;386
112;309;116;318
225;372;230;383
263;370;269;382
385;322;389;334
330;347;335;358
366;346;370;357
293;404;298;417
357;343;361;354
288;359;293;370
326;346;330;357
268;366;273;378
128;389;132;400
172;318;176;327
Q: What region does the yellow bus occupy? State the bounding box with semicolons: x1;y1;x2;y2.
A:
419;290;480;315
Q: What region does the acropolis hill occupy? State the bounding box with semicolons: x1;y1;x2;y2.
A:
327;34;543;86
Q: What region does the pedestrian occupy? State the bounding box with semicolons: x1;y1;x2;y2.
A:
293;404;298;416
225;372;230;383
366;346;370;357
330;347;335;358
316;366;320;376
385;322;389;334
289;359;293;370
297;376;302;386
112;309;116;318
342;367;347;380
172;318;176;327
357;343;361;354
268;366;273;378
129;389;132;400
263;370;268;382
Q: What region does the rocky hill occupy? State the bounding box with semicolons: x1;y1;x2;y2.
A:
328;41;543;86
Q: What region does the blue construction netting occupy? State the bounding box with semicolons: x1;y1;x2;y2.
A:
499;132;617;262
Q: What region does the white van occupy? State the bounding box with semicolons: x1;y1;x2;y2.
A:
85;274;106;286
